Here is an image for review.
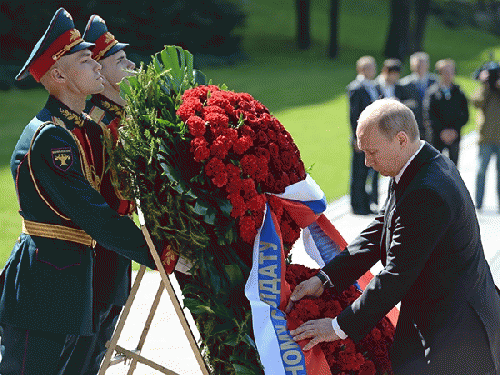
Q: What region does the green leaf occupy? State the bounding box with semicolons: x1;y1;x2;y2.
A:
241;334;258;350
193;201;209;215
204;212;216;225
219;199;233;217
233;364;257;375
224;332;240;346
225;264;244;286
210;321;235;335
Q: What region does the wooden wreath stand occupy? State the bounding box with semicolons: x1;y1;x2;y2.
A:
98;209;210;375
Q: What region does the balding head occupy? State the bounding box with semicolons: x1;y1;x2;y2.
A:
356;99;421;177
358;99;420;141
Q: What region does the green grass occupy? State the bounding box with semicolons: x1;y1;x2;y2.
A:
0;0;499;267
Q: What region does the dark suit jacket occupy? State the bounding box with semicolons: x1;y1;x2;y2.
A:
347;79;378;138
323;143;500;374
423;83;469;136
400;73;437;139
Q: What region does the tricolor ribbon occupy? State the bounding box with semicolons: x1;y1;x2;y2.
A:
245;174;383;374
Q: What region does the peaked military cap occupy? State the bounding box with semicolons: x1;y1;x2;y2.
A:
83;15;129;62
16;8;94;82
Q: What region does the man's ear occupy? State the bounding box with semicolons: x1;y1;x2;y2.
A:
397;131;408;147
50;67;66;83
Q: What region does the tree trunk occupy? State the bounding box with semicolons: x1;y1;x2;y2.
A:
384;0;412;60
296;0;311;50
328;0;340;58
410;0;431;54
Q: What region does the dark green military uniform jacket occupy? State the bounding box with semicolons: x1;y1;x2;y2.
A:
0;96;155;336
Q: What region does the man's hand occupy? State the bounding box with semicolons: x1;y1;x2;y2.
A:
290;318;341;351
440;129;458;145
285;276;324;313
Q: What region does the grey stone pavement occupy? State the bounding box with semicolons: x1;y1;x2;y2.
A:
103;132;500;374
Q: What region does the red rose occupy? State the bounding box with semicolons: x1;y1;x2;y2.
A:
226;163;241;181
254;147;270;162
186;115;206;136
190;136;208;151
259;113;272;130
371;328;382;341
223;127;238;143
281;151;294;171
240;154;259;179
251;209;265;229
211;171;228;188
226;177;243;195
239;92;255;102
206;112;229;129
269;142;279;158
240;125;256;139
241;178;257;200
228;193;246;218
177;103;196;122
245;113;260;127
359;360;377;375
205;157;225;177
233;136;253;155
207;92;230;108
202;105;226;117
247;194;265;213
239;215;257;244
211;135;231;160
256;130;269;146
322;299;342;318
193;145;210;162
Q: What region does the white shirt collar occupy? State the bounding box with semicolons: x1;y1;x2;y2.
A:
395;141;425;184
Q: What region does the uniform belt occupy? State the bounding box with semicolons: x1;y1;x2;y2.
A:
22;219;96;247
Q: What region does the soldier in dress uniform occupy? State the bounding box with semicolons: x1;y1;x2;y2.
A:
0;8;170;374
58;15;138;374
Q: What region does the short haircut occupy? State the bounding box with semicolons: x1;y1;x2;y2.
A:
382;58;402;73
356;55;376;73
435;59;455;74
410;51;430;66
358;98;420;141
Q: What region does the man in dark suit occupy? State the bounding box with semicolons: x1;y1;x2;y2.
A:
400;52;437;141
347;55;379;215
288;99;500;374
424;59;469;166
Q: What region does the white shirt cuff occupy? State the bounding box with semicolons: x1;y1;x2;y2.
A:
331;317;348;339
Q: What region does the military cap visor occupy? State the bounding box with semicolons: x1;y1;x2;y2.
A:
16;8;94;82
84;15;129;62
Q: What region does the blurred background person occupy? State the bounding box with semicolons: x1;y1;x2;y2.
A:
400;51;437;141
375;58;418;115
471;61;500;211
424;59;469;166
347;55;379;215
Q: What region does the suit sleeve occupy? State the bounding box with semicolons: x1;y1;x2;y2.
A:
348;87;362;135
456;90;469;130
424;90;441;135
322;213;384;292
30;125;156;269
335;188;451;342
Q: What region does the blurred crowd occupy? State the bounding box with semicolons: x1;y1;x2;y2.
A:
347;52;500;215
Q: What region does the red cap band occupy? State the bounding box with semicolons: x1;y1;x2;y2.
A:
92;32;118;62
29;29;84;82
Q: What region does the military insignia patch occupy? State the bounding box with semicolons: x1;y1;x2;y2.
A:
52;148;73;171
